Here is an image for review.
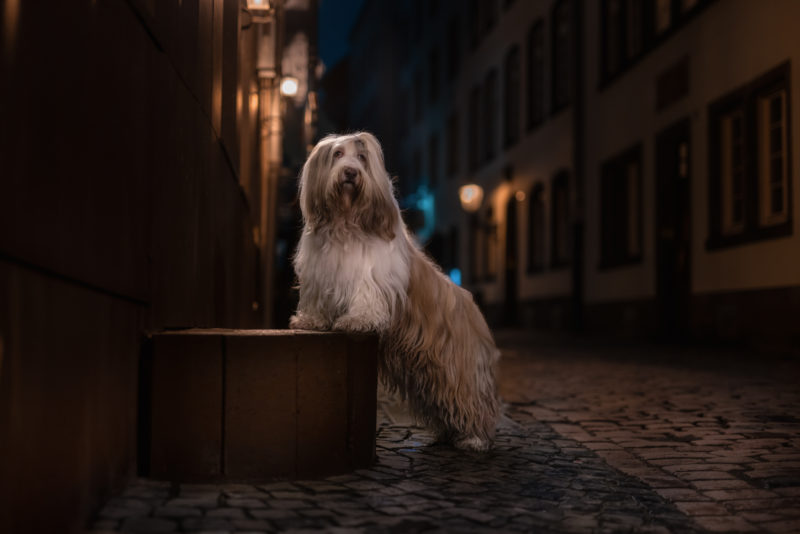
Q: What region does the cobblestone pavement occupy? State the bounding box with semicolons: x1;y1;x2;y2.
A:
498;332;800;534
92;333;800;533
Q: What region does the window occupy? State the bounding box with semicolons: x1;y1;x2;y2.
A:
446;112;460;177
551;171;570;267
551;0;572;112
429;132;440;186
527;184;546;272
720;109;745;234
600;144;642;268
527;20;545;128
601;0;711;85
483;69;498;163
759;89;789;226
468;85;481;171
708;62;792;248
601;0;645;80
429;48;440;103
504;45;521;147
447;17;461;82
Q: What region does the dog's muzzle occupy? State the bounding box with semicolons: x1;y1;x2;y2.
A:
338;167;360;193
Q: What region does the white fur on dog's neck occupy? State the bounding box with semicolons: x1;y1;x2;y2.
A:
294;221;410;332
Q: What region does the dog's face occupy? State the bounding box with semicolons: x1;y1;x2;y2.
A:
299;132;398;240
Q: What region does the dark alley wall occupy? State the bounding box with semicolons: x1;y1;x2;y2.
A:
0;1;263;532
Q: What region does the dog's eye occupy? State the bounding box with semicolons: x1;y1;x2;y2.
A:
333;150;343;159
358;153;367;163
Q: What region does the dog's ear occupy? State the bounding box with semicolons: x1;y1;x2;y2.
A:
356;132;399;241
299;135;335;229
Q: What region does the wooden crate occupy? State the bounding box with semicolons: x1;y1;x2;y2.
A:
140;329;378;481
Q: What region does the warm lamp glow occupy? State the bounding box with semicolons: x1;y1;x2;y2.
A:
247;0;270;9
515;190;526;202
459;184;484;213
280;77;299;97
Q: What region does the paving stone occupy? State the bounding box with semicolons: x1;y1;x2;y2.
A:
153;506;202;518
222;497;266;508
205;507;247;519
120;517;177;532
693;514;760;532
179;516;234;531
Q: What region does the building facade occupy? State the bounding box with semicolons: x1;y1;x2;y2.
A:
355;0;800;345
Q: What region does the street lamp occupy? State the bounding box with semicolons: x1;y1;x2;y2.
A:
246;0;271;24
459;184;484;213
247;0;270;11
280;76;299;97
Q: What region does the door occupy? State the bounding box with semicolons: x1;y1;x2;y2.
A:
656;119;691;339
504;196;519;326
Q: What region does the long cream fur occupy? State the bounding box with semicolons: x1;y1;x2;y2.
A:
290;132;500;451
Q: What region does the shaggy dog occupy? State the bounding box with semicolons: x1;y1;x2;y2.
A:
289;132;500;451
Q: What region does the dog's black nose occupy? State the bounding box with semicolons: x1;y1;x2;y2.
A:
343;167;358;181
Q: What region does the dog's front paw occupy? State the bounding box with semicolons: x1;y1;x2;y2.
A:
453;435;491;452
289;312;330;331
332;315;384;333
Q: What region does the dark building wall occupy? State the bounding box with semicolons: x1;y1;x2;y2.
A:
0;1;263;532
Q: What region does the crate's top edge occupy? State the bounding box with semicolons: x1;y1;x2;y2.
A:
149;328;377;338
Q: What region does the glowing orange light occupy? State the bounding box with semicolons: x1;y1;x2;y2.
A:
459;184;484;213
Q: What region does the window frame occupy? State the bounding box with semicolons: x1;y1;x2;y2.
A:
599;0;714;89
707;61;793;250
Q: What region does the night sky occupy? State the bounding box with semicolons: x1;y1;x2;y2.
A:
317;0;365;70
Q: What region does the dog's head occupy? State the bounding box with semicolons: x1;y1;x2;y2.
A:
298;132;398;240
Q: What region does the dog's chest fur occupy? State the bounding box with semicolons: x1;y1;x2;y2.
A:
297;228;410;321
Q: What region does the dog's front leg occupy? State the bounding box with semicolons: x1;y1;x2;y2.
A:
289;288;332;331
332;284;391;333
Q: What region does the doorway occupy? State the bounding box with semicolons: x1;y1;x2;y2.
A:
655;118;691;339
504;196;519;326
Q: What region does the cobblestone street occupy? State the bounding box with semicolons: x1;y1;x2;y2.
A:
92;333;800;533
